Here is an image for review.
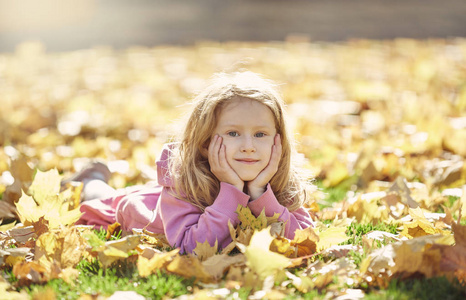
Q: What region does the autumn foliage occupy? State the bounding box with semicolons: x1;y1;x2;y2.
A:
1;39;466;298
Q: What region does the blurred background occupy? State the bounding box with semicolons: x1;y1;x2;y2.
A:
1;0;465;51
0;0;465;197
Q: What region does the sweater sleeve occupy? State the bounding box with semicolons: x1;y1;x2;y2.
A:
247;184;314;240
159;182;250;254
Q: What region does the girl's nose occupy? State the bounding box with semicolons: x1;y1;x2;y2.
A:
240;137;256;153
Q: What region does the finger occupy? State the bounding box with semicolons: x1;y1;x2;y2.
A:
208;135;221;168
218;144;229;169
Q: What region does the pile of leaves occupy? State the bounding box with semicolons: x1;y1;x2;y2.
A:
0;38;466;298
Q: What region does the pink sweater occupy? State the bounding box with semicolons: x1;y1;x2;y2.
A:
78;143;314;253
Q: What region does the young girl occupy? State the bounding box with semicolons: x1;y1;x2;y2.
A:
75;71;314;254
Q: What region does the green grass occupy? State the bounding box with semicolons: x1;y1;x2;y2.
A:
316;177;357;209
26;268;192;300
345;222;398;247
365;277;466;300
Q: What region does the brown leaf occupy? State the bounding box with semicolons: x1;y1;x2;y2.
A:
13;261;48;286
202;254;245;280
3;157;34;205
193;239;218;262
452;219;466;248
106;222;121;240
0;200;17;221
166;255;213;283
292;227;319;257
32;216;50;237
138;248;179;277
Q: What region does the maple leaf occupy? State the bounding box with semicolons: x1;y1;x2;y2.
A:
202;254;245;280
347;193;390;224
316;226;349;251
13;261;48;286
15;169;82;228
292;226;320;257
400;207;447;239
236;205;266;230
2;156;34;206
361;234;454;281
240;228;290;280
193;239;218;262
96;235;141;268
137;248;179;277
166;255;213;283
34;227;87;271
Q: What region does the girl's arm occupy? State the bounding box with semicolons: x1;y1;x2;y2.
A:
159;182;249;254
247;183;314;239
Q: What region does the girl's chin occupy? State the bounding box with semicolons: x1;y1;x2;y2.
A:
238;174;259;182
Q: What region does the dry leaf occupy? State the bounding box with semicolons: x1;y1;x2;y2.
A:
166;255;213;283
316;227;349;251
138;248;179;277
241;229;290;279
202;254;245;279
193;239;218;262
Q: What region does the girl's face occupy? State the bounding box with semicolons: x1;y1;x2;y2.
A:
212;98;277;181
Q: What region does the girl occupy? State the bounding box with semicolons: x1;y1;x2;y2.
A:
76;71;314;254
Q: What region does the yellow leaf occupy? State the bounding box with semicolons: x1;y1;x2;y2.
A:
236;205;267;230
28;169;61;206
0;281;29;300
15;193;42;225
166;255;213;283
243;229;290;279
99;247;129;268
95;235;141;268
323;160;349;187
292;227;320;257
316;227;349;251
202;254;245;279
15;169;82;228
193;239;218;262
138;248;179;277
34;227;87;269
400;208;445;239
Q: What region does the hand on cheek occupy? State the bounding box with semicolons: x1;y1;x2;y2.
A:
208;135;244;191
247;134;282;200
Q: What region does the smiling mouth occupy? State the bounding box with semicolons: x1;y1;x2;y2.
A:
235;159;259;164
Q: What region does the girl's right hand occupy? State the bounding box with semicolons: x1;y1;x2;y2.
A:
208;135;244;192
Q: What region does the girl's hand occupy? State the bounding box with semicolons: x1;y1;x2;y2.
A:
247;134;282;200
208;135;244;191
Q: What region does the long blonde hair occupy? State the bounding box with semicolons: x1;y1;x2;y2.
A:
169;71;308;211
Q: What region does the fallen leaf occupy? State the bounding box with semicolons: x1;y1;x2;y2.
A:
106;222;122;240
316;227;349;251
241;229;290;279
166;255;213;283
202;254;245;279
138;248;179;277
292;226;320;257
13;261;48;286
193;239;218;262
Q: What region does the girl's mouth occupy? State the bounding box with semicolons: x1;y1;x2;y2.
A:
235;159;259;164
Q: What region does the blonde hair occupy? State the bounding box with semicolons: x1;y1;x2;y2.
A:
169;71;308;211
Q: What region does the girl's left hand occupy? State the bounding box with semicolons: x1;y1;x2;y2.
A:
247;134;282;200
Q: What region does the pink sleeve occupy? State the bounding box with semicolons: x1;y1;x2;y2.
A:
248;184;314;239
159;182;249;253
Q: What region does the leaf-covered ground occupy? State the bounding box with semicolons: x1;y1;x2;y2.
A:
1;39;466;299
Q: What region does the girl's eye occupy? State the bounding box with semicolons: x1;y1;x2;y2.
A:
255;132;266;138
227;131;239;137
